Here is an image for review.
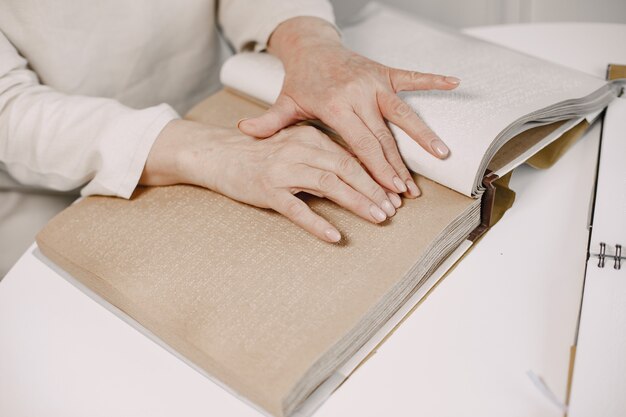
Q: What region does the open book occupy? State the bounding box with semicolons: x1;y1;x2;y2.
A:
36;4;622;417
221;3;619;197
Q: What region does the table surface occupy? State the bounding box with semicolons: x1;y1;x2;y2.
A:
1;22;625;417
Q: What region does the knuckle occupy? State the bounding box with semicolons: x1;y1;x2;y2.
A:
280;126;302;141
337;155;361;176
315;134;332;149
374;129;395;146
284;199;305;219
318;171;340;192
395;161;411;178
297;125;318;136
415;126;438;143
383;146;407;168
344;79;365;96
355;194;373;211
303;126;328;146
383;163;397;177
313;218;329;235
274;148;297;164
409;71;423;81
273;126;292;139
352;135;379;155
370;184;388;203
393;100;412;118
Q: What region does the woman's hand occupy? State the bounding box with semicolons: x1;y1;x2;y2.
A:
238;17;460;199
141;120;402;243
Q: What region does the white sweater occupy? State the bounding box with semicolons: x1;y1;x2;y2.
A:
0;0;334;198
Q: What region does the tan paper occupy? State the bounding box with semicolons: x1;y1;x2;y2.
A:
525;120;589;170
487;121;568;172
37;90;478;416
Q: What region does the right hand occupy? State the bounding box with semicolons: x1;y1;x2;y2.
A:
240;16;460;199
141;120;402;242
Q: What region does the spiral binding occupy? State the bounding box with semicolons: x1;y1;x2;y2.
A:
593;242;623;270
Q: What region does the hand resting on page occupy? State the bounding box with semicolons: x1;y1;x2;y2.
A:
140;120;402;243
239;16;460;199
141;17;460;243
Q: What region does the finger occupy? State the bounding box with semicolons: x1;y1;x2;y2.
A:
270;191;342;243
238;94;302;138
298;148;398;217
356;107;421;198
387;191;402;208
294;127;404;209
378;91;450;160
322;109;407;194
389;68;460;92
289;167;390;224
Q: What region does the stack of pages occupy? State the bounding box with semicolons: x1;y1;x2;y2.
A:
37;3;622;417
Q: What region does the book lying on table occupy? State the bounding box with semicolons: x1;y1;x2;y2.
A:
36;3;623;417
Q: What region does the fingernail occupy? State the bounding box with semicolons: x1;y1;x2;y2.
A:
381;199;396;217
406;180;421;197
387;192;402;208
431;139;450;159
325;228;341;242
392;176;407;193
369;204;387;222
445;76;461;85
236;118;249;129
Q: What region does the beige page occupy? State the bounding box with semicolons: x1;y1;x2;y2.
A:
37;90;476;416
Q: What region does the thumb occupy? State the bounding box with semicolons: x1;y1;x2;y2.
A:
238;94;302;138
389;68;461;92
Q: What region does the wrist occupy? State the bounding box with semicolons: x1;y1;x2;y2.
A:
268;16;341;63
140;119;204;187
141;120;243;195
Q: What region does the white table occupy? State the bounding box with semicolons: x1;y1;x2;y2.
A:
1;23;625;417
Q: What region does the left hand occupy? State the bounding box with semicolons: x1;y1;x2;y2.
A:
238;17;461;198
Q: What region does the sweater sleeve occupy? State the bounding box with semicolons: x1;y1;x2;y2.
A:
0;30;179;198
218;0;336;52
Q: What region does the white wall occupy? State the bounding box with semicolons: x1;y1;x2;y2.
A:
331;0;626;28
